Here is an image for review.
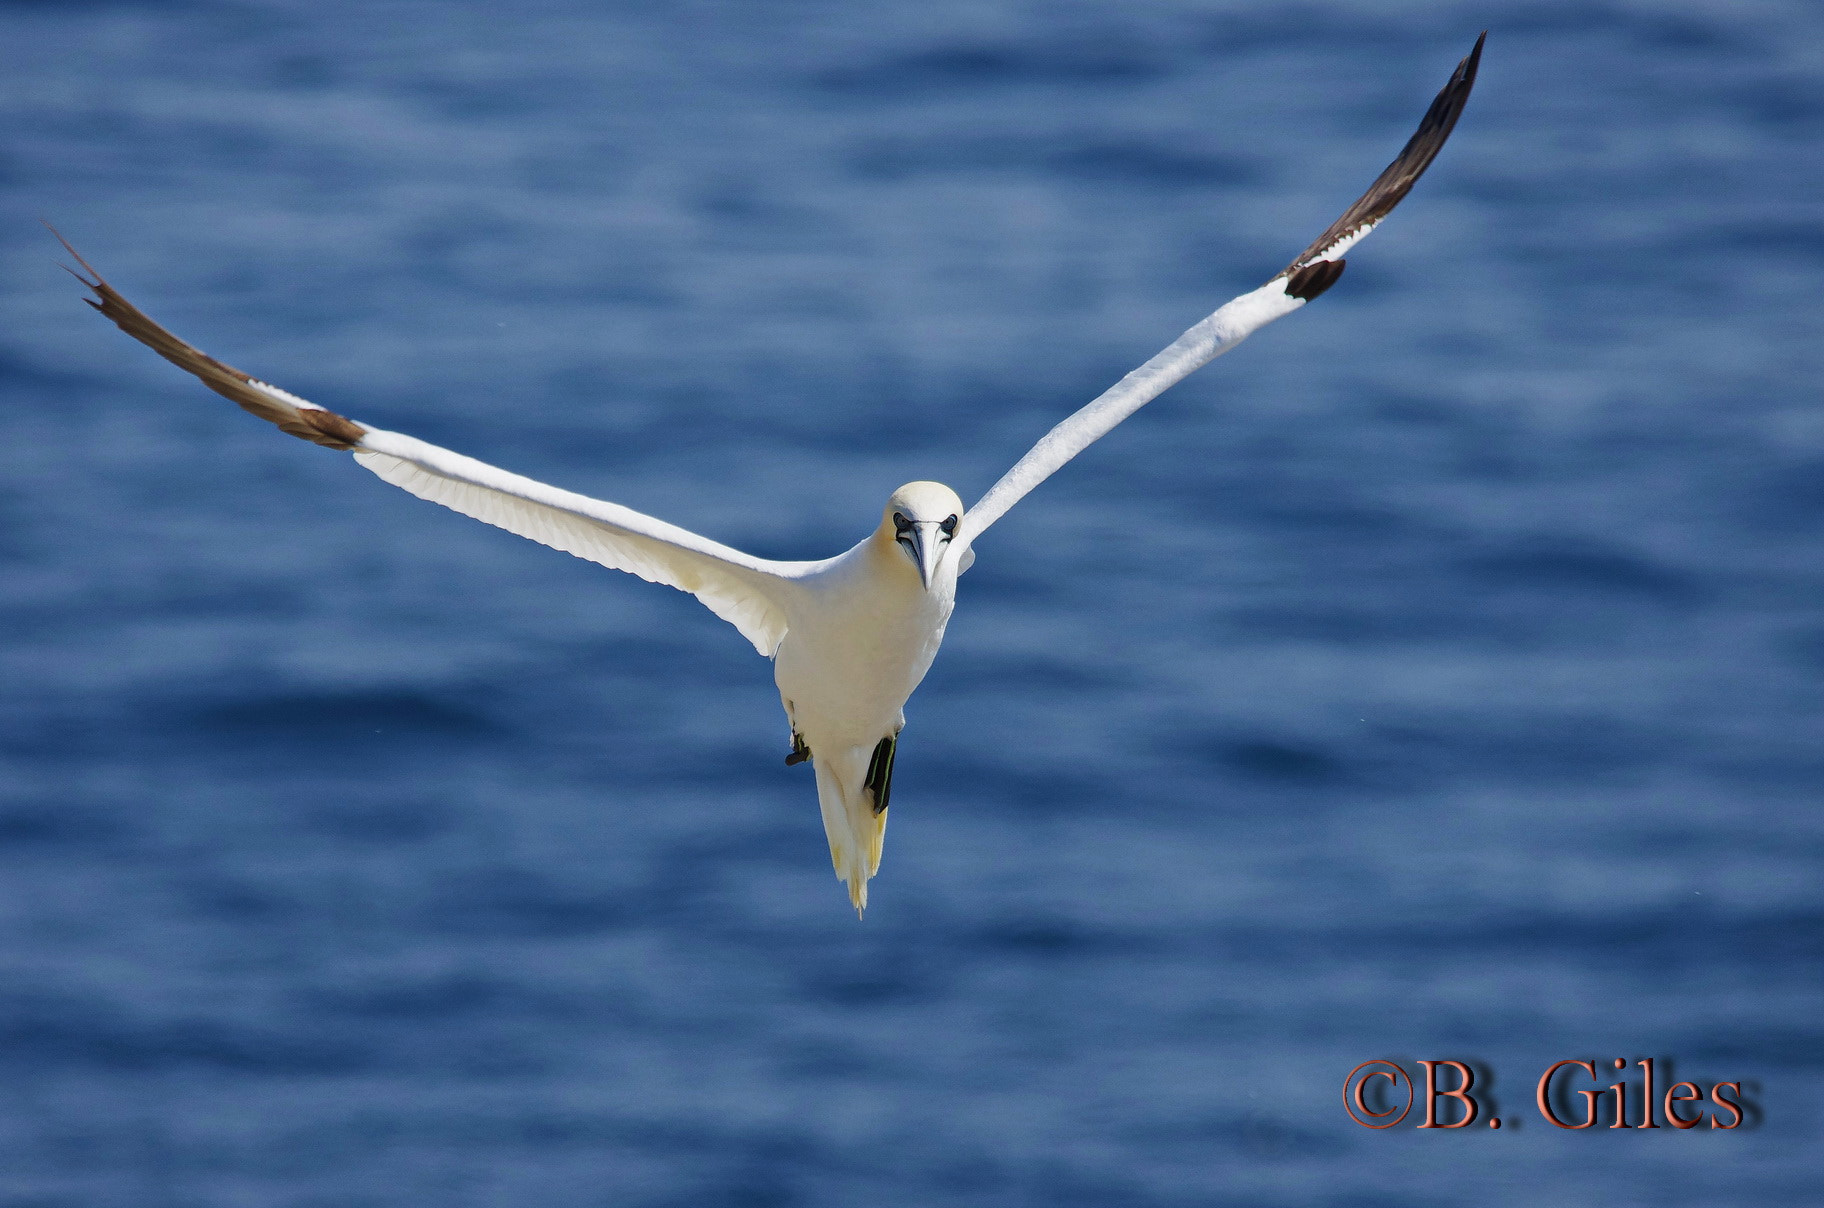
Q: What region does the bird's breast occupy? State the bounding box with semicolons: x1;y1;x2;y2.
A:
772;558;955;741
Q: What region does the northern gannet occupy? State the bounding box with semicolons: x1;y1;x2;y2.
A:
55;35;1483;915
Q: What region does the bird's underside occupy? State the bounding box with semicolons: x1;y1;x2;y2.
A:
54;34;1482;917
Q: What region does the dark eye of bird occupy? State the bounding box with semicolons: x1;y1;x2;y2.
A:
939;515;958;538
893;513;911;534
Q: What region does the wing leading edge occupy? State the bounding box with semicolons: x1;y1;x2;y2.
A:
54;231;805;657
954;33;1484;552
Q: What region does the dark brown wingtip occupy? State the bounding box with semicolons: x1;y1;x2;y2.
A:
1465;30;1488;81
49;226;368;451
43;220;106;290
1285;258;1346;301
283;405;368;450
1278;32;1485;279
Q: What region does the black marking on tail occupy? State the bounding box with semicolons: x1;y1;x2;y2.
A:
864;734;897;815
1285;259;1346;301
786;731;811;766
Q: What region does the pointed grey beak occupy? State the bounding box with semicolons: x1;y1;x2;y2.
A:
910;522;944;590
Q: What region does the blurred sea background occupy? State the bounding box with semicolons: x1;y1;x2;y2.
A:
0;1;1819;1203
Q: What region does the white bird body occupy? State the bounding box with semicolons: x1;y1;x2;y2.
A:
773;530;954;753
54;36;1483;914
770;484;964;909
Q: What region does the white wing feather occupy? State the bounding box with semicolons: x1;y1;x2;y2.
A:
54;234;806;657
351;430;804;656
956;281;1302;547
954;33;1484;554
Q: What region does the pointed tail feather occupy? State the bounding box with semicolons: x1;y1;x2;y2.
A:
811;747;890;917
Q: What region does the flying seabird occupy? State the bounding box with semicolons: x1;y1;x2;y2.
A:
55;34;1483;915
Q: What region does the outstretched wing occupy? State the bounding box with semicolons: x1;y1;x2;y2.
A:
55;232;809;657
954;33;1483;553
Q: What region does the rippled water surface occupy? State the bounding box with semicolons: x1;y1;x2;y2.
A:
1;1;1820;1203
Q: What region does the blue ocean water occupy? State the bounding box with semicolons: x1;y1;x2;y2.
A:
0;1;1819;1203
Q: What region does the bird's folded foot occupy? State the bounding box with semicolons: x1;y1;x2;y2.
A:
785;731;811;766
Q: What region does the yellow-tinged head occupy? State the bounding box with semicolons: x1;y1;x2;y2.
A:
880;481;964;589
